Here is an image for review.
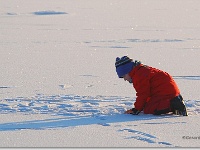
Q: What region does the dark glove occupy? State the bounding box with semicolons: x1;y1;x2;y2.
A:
131;108;140;115
125;108;140;115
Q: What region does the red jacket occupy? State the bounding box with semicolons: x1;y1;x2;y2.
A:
129;64;180;114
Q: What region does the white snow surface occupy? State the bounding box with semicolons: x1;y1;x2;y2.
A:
0;0;200;148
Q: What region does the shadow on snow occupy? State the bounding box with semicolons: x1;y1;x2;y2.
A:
0;114;178;131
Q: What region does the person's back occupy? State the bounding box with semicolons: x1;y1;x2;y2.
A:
115;56;188;116
129;64;180;114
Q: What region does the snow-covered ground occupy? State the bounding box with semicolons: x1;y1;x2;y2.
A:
0;0;200;148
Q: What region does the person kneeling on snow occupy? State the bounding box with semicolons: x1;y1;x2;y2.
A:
115;56;188;116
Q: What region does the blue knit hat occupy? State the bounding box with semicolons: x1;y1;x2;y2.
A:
115;56;134;78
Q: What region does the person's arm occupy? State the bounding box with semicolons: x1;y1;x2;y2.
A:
125;67;151;115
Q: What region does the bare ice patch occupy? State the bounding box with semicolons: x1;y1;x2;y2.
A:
84;38;184;49
6;12;18;16
126;39;184;43
32;11;68;16
0;86;11;89
173;76;200;80
0;86;15;89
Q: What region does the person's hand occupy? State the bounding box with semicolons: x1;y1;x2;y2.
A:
125;109;133;114
125;108;140;115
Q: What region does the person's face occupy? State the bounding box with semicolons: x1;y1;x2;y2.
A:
122;74;132;83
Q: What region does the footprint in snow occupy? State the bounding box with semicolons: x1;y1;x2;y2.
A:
158;142;172;146
58;84;73;90
98;123;110;126
119;128;173;146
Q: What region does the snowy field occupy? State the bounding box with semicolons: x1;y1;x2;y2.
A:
0;0;200;148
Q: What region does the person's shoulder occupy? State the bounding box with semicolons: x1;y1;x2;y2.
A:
134;64;151;78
